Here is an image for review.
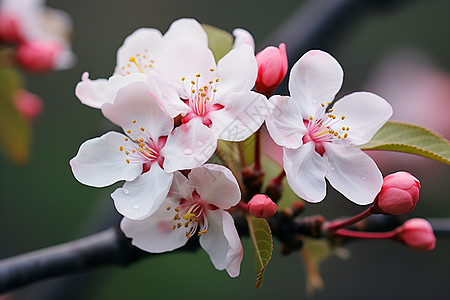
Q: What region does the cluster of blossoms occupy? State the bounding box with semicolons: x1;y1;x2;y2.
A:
70;18;434;278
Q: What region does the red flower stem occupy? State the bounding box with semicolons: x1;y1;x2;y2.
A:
326;206;377;232
333;229;396;239
254;129;262;172
272;169;286;185
236;201;248;211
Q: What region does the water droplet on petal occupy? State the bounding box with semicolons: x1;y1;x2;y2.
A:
132;203;140;210
361;176;366;181
122;188;130;195
184;148;193;155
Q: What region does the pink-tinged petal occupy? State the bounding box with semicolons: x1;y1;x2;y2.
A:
147;75;190;118
331;92;393;145
112;163;173;220
162;119;217;173
216;44;257;94
70;132;142;187
222;211;244;277
114;28;163;75
232;28;255;51
188;164;241;209
120;198;188;253
167;171;196;202
211;91;268;142
266;95;307;148
75;72;108;109
199;210;235;275
163;18;208;45
284;143;328;202
289;50;343;117
324;142;383;205
102;80;173;140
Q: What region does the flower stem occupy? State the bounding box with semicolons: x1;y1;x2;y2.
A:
254;129;262;172
325;206;377;232
236;201;249;211
333;229;396;239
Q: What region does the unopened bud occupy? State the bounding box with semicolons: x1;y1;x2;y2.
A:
248;194;277;218
374;172;420;215
255;43;287;97
396;218;436;251
0;13;23;43
13;90;43;121
15;40;63;72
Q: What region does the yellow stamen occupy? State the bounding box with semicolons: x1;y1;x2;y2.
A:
129;56;145;73
119;146;123;151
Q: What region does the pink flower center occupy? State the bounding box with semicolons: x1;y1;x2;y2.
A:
167;190;218;239
302;102;350;156
180;71;224;127
119;119;166;172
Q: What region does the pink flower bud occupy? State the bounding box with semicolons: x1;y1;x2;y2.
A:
396;218;436;251
248;194;277;218
15;40;63;72
13;90;43;121
374;171;420;215
255;43;287;97
0;13;23;43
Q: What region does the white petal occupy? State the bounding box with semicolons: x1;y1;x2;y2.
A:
146;75;189;118
284;143;328;202
265;95;307;148
331;92;393;145
120;198;189;253
114;28;163;75
232;28;255;51
222;211;244;277
70;131;142;187
75;72;108;109
167;171;196;202
324;142;383;205
188;164;241;209
112;163;173;220
211;91;268;142
102;80;173;140
289;50;343;117
217;44;257;93
200;210;242;276
163;18;208;45
162;119;217;173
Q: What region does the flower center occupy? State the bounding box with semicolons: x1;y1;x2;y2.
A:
303;102;350;155
180;70;224;126
167;191;209;239
119;119;166;172
116;53;155;75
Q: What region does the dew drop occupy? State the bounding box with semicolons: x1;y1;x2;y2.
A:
132;203;140;210
184;148;193;155
122;188;130;195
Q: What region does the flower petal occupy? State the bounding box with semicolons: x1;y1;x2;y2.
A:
289;50;343;117
284;143;328;202
217;44;257;94
265;95;307;148
331;92;393;145
120;198;188;253
163;18;208;45
112;163;173;220
167;171;196;202
114;28;163;75
70;131;142;187
162;119;217;173
102;80;173;140
232;28;255;51
188;164;241;209
211;91;268;142
324;142;383;205
200;210;243;277
75;72;108;109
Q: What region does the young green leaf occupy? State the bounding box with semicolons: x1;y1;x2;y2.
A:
360;121;450;165
202;24;233;63
0;67;30;164
246;214;273;288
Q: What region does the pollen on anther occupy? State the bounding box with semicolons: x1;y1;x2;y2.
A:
173;225;176;230
346;127;349;130
329;109;333;112
334;132;339;136
341;116;346;120
126;130;131;134
139;138;144;142
191;89;195;93
321;103;325;107
344;133;348;138
166;206;171;210
210;68;215;72
215;78;219;82
181;77;185;81
140;127;145;132
309;116;313;120
124;137;129;141
125;151;129;155
209;81;213;84
119;146;123;151
132;120;136;123
327;102;331;105
213;89;217;93
132;150;136;153
196;74;201;78
126;159;130;164
201;92;206;97
175;207;180;212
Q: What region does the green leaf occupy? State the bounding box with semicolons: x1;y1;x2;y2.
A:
246;215;273;288
202;24;233;63
0;67;30;164
360;121;450;165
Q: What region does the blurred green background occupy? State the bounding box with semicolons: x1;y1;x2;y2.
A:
1;0;450;299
